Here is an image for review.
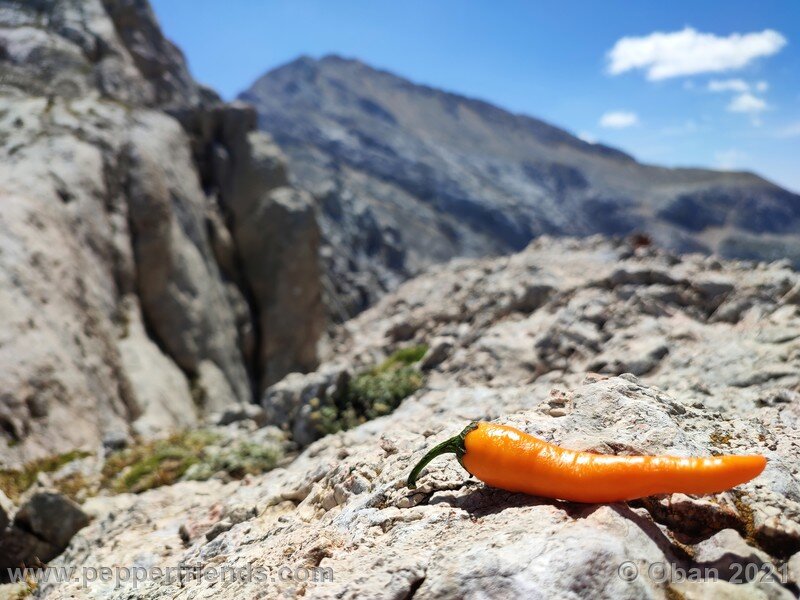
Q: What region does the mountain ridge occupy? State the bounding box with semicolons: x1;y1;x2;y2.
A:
242;54;800;318
268;54;639;163
257;54;779;185
275;54;783;181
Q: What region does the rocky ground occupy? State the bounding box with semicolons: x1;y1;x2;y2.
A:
17;237;800;599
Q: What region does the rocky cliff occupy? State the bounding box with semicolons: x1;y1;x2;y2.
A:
0;0;324;465
31;237;800;599
242;55;800;318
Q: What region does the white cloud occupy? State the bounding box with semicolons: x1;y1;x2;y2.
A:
707;78;770;95
776;122;800;138
607;27;786;80
715;148;748;170
578;131;597;144
727;92;768;113
599;111;639;129
705;80;770;124
708;78;750;93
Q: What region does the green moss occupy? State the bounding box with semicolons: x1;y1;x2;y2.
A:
101;429;282;494
308;345;427;437
102;430;218;494
102;431;222;493
0;449;92;502
185;440;282;481
376;345;429;371
119;447;196;492
0;430;284;499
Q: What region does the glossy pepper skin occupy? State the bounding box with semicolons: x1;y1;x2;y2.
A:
407;421;767;503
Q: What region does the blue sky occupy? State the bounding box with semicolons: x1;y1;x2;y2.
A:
151;0;800;191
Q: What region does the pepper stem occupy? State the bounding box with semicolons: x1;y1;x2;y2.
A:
407;421;479;489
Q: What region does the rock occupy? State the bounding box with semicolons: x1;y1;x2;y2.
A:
14;492;89;551
101;0;203;110
313;237;800;418
788;551;800;585
102;431;130;453
420;339;453;371
754;514;800;558
118;300;198;436
125;111;250;405
79;495;138;522
214;110;325;392
243;186;324;390
262;366;349;438
0;492;10;532
196;360;241;414
204;519;233;542
205;504;257;542
36;374;800;599
0;0;325;464
674;580;795;599
210;404;268;428
1;491;88;568
176;499;226;545
693;529;770;579
782;282;800;306
713;297;755;323
692;277;735;310
225;504;259;524
4;4;800;591
0;525;59;569
0;0;199;109
591;337;670;376
608;266;681;287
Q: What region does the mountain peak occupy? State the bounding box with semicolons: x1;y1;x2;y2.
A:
241;55;800;316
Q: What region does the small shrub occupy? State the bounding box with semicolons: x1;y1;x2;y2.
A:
309;345;427;436
346;365;423;420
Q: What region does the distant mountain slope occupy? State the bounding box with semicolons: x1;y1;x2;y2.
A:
241;55;800;317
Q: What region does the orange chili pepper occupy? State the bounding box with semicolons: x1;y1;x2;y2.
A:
407;421;766;503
